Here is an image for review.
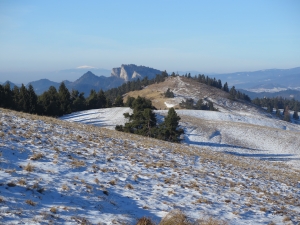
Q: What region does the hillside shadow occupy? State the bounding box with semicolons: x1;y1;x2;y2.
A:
224;151;300;162
0;179;160;224
60;111;102;120
186;139;260;151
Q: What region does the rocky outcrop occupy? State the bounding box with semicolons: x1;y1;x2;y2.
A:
111;64;162;82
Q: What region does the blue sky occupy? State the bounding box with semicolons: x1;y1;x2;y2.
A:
0;0;300;83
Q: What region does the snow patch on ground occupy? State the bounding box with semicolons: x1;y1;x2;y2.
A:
1;109;300;224
164;102;176;108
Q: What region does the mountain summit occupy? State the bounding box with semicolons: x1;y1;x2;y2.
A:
111;64;162;82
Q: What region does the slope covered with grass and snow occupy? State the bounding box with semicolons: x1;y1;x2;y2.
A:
61;106;300;170
1;108;300;224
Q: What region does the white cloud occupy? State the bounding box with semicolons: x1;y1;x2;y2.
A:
76;65;96;69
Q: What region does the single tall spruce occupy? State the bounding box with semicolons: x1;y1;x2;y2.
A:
58;82;71;115
158;108;184;142
283;106;291;122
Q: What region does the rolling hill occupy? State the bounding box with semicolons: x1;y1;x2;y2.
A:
1;107;300;224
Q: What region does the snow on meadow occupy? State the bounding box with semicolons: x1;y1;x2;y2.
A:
61;107;300;170
1;108;300;224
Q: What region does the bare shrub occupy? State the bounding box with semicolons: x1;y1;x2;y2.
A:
24;163;34;172
94;178;100;185
50;207;57;214
196;217;228;225
62;184;69;191
30;152;44;160
136;217;156;225
159;210;192;225
126;183;134;189
18;179;26;186
25;199;37;206
109;180;116;185
70;159;85;168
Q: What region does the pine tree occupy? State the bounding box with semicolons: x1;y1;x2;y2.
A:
229;86;237;99
283;106;291;122
58;82;71;115
3;83;13;108
293;111;299;120
70;90;86;112
27;84;38;114
114;95;124;107
38;86;60;116
276;109;281;117
0;84;3;107
223;82;229;92
19;84;30;112
117;96;156;136
97;89;107;108
86;90;98;109
164;88;174;98
125;97;135;107
12;86;20;111
159;108;184;142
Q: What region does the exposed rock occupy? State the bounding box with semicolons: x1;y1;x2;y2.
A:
111;64;162;82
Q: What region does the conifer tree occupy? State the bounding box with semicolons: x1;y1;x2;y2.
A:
293;111;299;120
3;83;12;108
0;84;3;107
159;108;184;142
113;95;124;107
116;96;156;136
86;90;98;109
125;96;135;107
97;89;107;108
27;84;38;114
58;82;71;115
223;82;229;92
283;106;291;122
19;84;30;112
38;86;60;116
70;90;86;112
12;86;20;111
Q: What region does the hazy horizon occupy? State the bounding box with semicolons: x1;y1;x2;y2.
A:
1;1;300;83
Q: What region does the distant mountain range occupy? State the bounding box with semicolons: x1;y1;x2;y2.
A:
1;64;162;96
2;65;300;99
208;67;300;90
238;89;300;101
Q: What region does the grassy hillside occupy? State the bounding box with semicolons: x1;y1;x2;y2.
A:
1;108;300;224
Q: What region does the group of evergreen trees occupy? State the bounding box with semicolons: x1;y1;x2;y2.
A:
0;82;117;117
116;96;184;142
179;98;217;111
252;97;300;121
228;86;251;102
0;83;38;114
164;88;175;98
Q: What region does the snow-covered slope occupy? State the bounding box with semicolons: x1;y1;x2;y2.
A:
61;107;300;170
1;108;300;224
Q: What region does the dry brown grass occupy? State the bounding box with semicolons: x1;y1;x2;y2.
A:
70;159;85;168
159;210;192;225
30;152;44;160
125;183;134;189
25;199;37;206
136;217;156;225
50;207;57;214
109;180;116;186
196;217;228;225
24;163;34;172
62;184;69;191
